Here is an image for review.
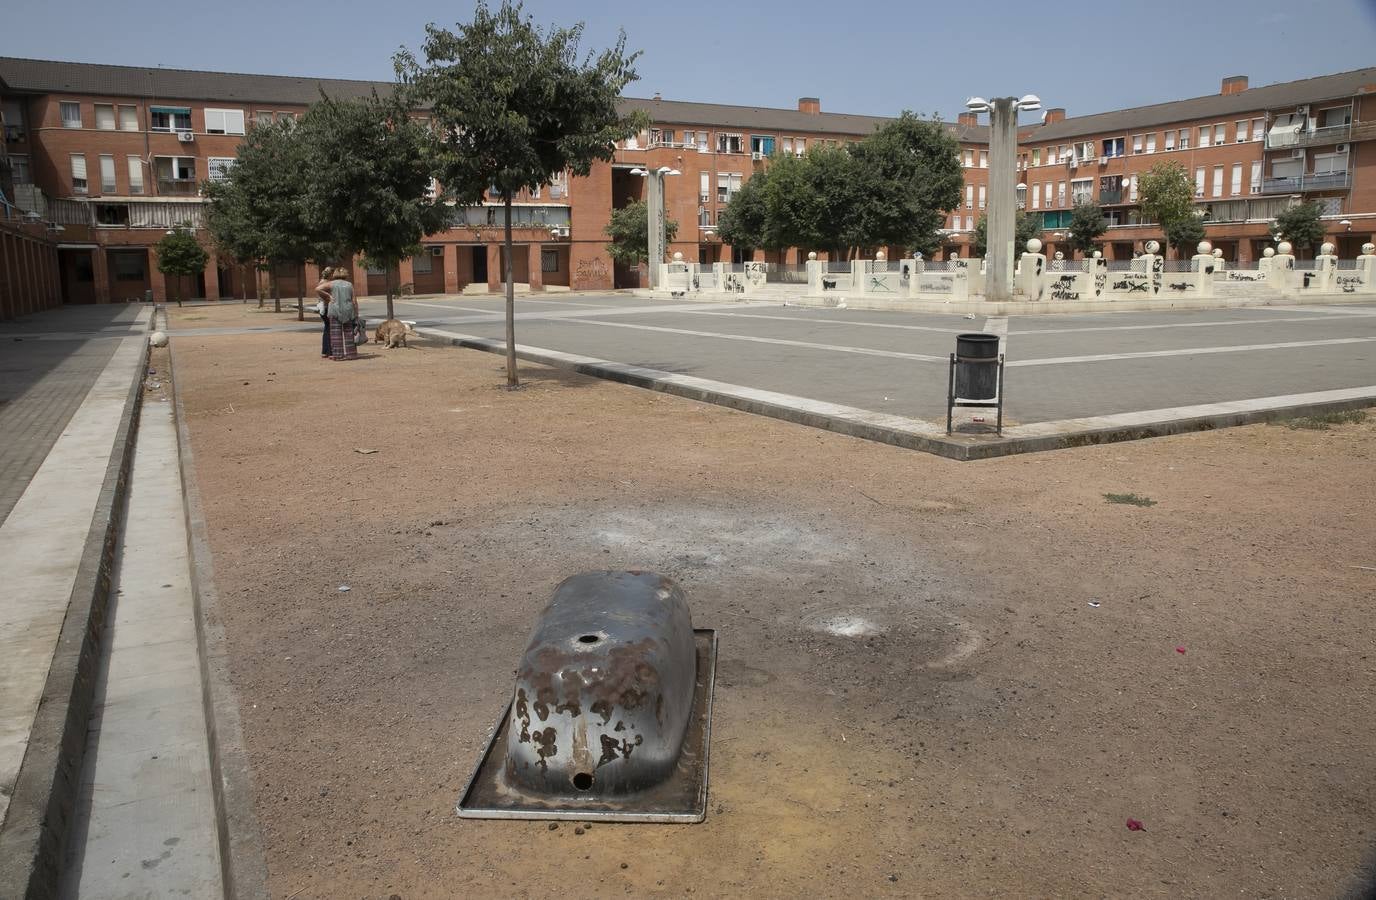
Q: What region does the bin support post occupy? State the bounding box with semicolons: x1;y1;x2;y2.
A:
996;355;1006;435
946;352;956;434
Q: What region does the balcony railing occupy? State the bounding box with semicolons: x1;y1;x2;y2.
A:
1098;189;1124;204
1264;122;1352;150
156;179;200;197
1259;171;1351;194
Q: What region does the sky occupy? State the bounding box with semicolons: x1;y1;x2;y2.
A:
3;0;1376;123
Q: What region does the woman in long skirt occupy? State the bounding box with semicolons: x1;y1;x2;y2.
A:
318;273;359;361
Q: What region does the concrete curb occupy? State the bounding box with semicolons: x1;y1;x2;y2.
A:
0;337;147;900
420;330;1375;461
169;339;271;900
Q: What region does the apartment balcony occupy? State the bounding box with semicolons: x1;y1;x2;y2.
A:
156;179;200;197
1259;171;1351;194
1264;123;1351;150
1098;189;1124;205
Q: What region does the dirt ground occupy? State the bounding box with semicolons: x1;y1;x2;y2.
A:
167;304;1376;899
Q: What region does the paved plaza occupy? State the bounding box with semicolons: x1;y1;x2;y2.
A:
343;293;1376;451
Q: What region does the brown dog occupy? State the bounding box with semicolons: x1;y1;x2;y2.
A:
372;319;414;349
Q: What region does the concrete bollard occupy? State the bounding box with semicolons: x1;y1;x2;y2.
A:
1015;238;1048;300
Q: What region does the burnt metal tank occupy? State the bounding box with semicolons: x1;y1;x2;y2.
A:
458;571;717;822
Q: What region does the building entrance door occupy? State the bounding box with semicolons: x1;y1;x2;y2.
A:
472;246;487;285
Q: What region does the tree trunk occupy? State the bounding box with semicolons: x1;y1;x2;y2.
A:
386;265;395;320
503;192;518;388
270;268;281;314
296;261;305;322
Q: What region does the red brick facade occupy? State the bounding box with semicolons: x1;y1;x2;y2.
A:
3;58;1375;304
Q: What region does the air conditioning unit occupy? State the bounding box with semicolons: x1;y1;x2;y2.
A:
1336;143;1350;153
750;152;764;161
177;131;194;142
1297;105;1310;116
1069;158;1078;169
1292;149;1306;158
429;245;444;257
555;226;570;238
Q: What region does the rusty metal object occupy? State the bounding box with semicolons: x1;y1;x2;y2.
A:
458;571;717;822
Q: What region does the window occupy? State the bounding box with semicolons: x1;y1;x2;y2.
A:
96;205;131;227
1252;118;1264;141
119;105;138;131
979;150;988;168
1071;178;1092;205
10;155;31;184
695;131;708;152
963;149;973;167
204;108;246;135
965;184;973;209
1057;145;1068;162
1229;163;1242;196
61;101;82;128
698;207;712;227
542;249;559;272
411;252;433;275
1164;130;1176;151
1044;183;1053;207
128;156;144;194
794;138;805;156
255;110;273;127
95;104;116;130
1146;133;1156;153
71;154;87;192
99;154;116;192
716;172;742;202
1031;148;1040;166
1321;106;1352;127
1199;126;1211;148
699;171;709;202
1031;184;1040;209
978;185;986;209
1194;167;1205;197
682;130;696;149
1250;161;1262;193
1132;134;1143;154
1129;174;1139;202
781;137;793;155
964;215;973;231
276;112;295;123
716;133;742;154
207;158;236;182
111;252;146;280
1179;129;1190;150
1076;141;1094;161
749;135;775;155
1271;158;1302;179
1057;181;1066;207
151;106;192;132
1313;151;1348;174
1102;137;1124;157
1211;166;1223;198
1235;120;1247;143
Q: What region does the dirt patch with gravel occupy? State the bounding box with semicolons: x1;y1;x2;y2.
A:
168;309;1376;899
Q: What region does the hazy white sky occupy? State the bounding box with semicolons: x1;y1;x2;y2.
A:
4;0;1375;121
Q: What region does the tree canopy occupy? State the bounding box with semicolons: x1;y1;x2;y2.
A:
297;93;447;319
1271;200;1326;251
1068;203;1107;255
713;112;960;260
1139;161;1199;257
154;225;208;304
396;0;645;385
605;200;679;266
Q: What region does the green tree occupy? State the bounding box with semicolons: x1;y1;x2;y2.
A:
1166;215;1206;255
848;111;962;255
396;0;644;387
973;211;1041;257
716;176;767;254
154;225;208;305
204;118;342;318
757;152;824;253
1271;200;1326;252
1138;161;1197;258
298;93;445;320
605;200;678;267
1067;203;1107;255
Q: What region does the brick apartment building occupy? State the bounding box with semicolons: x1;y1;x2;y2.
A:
2;55;1375;306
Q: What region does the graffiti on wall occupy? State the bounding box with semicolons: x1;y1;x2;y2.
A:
573;256;609;290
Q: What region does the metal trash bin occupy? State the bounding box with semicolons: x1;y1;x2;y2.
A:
946;332;1006;434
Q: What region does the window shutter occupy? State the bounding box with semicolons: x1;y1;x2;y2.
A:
119;106;138;131
100;154;116;191
96;105;115;129
71;154;87;179
128;156;144;193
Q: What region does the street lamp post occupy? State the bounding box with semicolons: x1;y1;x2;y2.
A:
631;166;681;289
966;93;1041;301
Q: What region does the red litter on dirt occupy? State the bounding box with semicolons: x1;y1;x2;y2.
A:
1125;819;1145;831
1175;646;1186;654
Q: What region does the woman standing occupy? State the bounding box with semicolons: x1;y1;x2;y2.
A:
316;270;358;360
312;266;334;359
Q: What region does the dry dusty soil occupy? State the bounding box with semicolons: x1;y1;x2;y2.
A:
168;304;1376;899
